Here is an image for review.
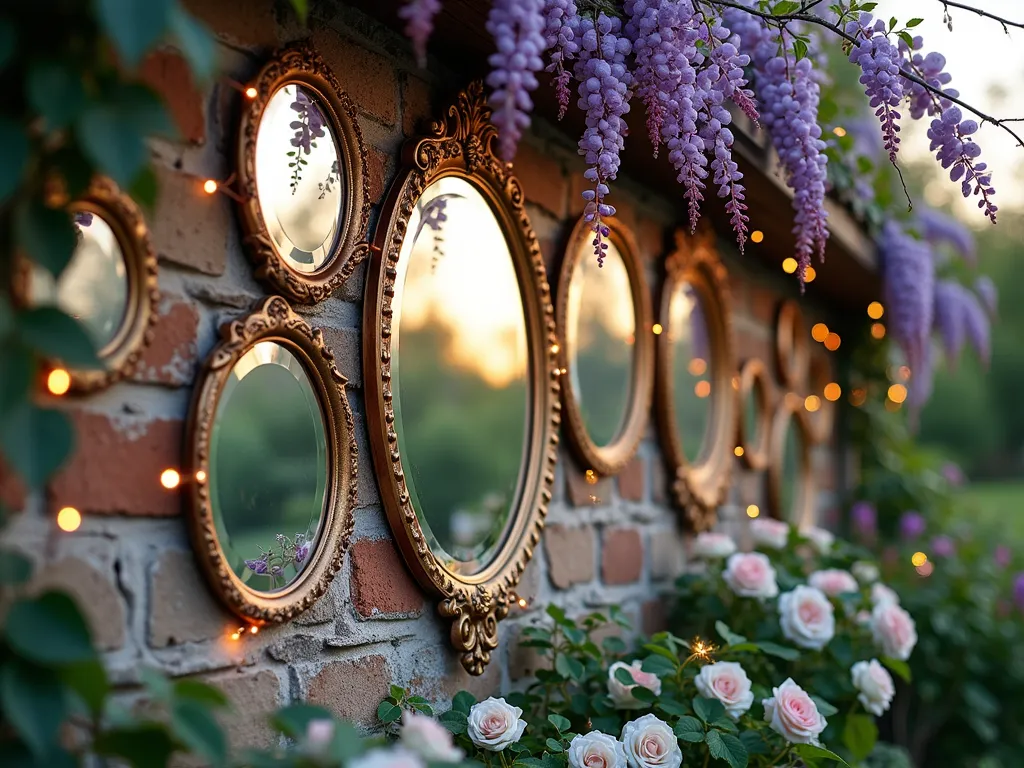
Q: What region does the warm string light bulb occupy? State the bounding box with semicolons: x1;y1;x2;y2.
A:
746;504;760;518
832;126;847;137
585;469;598;485
782;257;798;274
47;368;71;396
911;551;928;567
652;323;663;335
823;383;841;402
824;332;841;351
804;395;821;413
870;322;886;339
57;506;81;532
734;446;744;457
750;230;764;244
888;384;908;404
202;179;218;195
694;380;711;398
867;301;884;320
245;86;258;99
160;469;181;490
803;266;817;283
811;323;829;343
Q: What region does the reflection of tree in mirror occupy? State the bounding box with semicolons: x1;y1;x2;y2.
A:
670;284;712;463
781;419;800;523
243;531;313;590
414;193;461;272
318;159;339;200
574;322;632;447
287;89;326;194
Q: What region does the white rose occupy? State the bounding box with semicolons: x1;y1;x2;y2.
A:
694;662;754;720
750;518;789;549
778;585;835;650
723;552;779;599
350;748;425;768
692;532;737;559
608;661;662;709
567;731;627;768
871;602;918;660
401;711;465;762
304;719;335;750
467;697;527;752
620;714;682;768
762;678;827;746
851;659;896;716
852;561;880;584
803;526;834;554
808;569;859;597
871;582;900;607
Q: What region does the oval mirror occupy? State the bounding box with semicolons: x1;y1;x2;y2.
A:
768;399;814;525
774;299;810;390
187;296;357;623
736;358;773;470
557;218;653;477
364;82;559;675
656;230;736;531
239;44;369;303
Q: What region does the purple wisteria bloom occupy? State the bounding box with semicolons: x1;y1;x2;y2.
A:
245;557;269;575
900;510;926;540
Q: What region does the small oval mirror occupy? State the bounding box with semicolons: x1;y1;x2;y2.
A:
669;281;713;463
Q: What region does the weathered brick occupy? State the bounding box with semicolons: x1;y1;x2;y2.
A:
208;669;282;753
181;0;278;48
565;461;613;507
641;599;668;635
601;528;643;585
514;557;541;606
441;653;501;700
319;326;362;389
32;557;125;651
508;625;551;682
139;50;205;144
308;655;391;727
313;29;398;126
513;143;566;219
151;164;231;276
618;456;646;502
649;529;685;581
49;412;183;517
543;524;595;589
130;297;199;387
350;538;424;618
366;145;389;206
651;459;670;505
149;550;232;647
401;73;431;138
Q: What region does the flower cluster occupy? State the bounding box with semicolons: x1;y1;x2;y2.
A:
243;531;312;584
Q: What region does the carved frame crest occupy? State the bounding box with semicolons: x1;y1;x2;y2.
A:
363;82;560;675
237;42;371;304
184;296;358;624
556;216;654;478
655;229;737;532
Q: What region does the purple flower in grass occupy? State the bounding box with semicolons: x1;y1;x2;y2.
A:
941;461;965;487
900;511;926;540
245;558;269;575
995;545;1012;568
931;535;955;558
851;501;877;541
1014;573;1024;611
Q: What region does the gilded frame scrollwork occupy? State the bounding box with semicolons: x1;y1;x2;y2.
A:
184;296;357;624
655;229;737;532
362;82;560;675
556;216;654;478
237;42;371;304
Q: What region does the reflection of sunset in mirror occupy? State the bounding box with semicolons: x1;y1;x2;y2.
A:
395;176;527;388
669;282;713;463
566;237;635;447
255;84;343;274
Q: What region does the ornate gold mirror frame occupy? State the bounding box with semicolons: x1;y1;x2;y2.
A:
15;177;159;393
363;82;560;675
655;229;736;531
736;358;774;471
556;216;653;477
766;394;815;525
184;296;357;624
237;43;371;303
774;299;810;390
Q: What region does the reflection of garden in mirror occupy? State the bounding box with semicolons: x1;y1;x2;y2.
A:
30;212;128;361
393;176;527;573
255;84;343;274
669;282;712;462
210;341;328;592
566;238;635;447
781;417;802;524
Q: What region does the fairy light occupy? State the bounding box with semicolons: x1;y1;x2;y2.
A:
203;179;218;195
734;446;744;457
782;257;798;274
888;384;907;404
585;469;598;485
550;343;560;355
687;637;717;662
867;301;884;319
250;625;259;634
871;322;886;339
518;597;528;609
811;323;829;342
832;126;847;137
160;469;181;490
688;358;707;376
245;86;258;99
47;368;71;396
652;323;663;335
823;382;841;401
746;504;760;518
751;230;764;243
850;388;867;407
195;470;207;483
804;395;821;412
731;376;740;390
694;380;711;398
911;551;928;567
57;506;82;532
916;561;934;577
824;332;841;351
804;266;817;283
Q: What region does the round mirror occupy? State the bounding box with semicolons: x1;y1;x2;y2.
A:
186;296;357;623
768;401;814;525
391;176;528;572
557;219;653;476
255;84;344;274
669;281;713;463
239;45;370;304
210;341;328;592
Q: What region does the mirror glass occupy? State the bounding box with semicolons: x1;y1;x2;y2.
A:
669;281;713;463
392;176;528;573
256;83;345;274
210;341;329;592
30;212;129;359
743;379;762;449
566;239;635;447
780;417;802;523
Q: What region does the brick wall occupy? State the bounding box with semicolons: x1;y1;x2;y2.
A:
0;0;848;744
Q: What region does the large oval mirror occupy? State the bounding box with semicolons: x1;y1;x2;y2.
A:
557;218;653;477
768;398;814;525
364;82;559;675
655;230;736;531
186;296;357;623
238;44;369;303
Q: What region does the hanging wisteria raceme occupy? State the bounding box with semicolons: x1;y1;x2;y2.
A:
933;279;968;367
399;0;443;68
485;0;547;162
574;11;632;264
916;207;975;263
846;13;904;164
974;275;997;318
542;0;579;120
961;286;991;366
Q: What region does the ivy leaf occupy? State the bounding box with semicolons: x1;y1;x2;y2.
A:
18;306;101;368
390;684;406;701
61;658;109;716
715;621;747;646
172;699;228;767
792;744;849;766
674;716;705;743
693;697;726;724
96;0;174;68
0;118;28;204
377;701;403;724
169;5;217;80
843;713;878;762
0;404;74;490
881;656;911;683
706;730;749;768
548;714;571;733
811;696;839;717
756;641;800;661
0;658;67;759
27;61;86;130
4;592;95;665
14;201;77;277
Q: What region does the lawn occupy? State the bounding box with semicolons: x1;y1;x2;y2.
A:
954;481;1024;544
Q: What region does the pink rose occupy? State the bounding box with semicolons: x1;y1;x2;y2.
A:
750;518;789;549
851;659;895;716
608;661;662;709
694;662;754;720
620;714;682;768
467;697;527;751
350;748;425;768
567;731;627;768
762;678;827;745
779;586;835;650
871;582;900;607
723;552;779;599
401;711;465;762
692;532;737;559
808;569;859;597
871;602;918;660
802;526;834;554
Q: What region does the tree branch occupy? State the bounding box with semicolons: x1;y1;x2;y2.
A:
939;1;1024;34
701;0;1024;149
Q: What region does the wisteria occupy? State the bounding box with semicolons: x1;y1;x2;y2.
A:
933;280;968;366
398;0;442;68
542;0;579;119
917;208;975;263
846;13;903;164
974;275;997;318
